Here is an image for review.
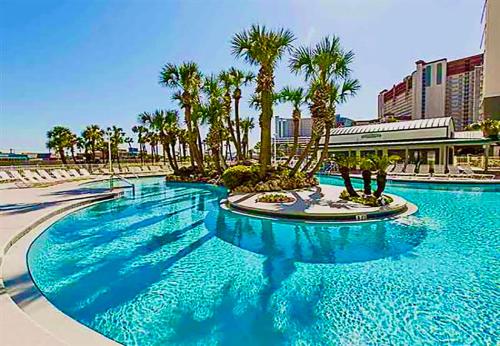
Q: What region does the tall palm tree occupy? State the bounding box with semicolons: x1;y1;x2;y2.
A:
159;62;204;173
309;78;360;175
232;24;295;178
228;67;255;160
82;124;104;163
240;117;255;158
219;70;239;162
278;86;307;165
132;125;147;164
107;126;125;168
288;36;359;177
46;126;73;164
201;74;226;173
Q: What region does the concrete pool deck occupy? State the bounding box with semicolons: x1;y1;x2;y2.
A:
227;185;415;222
0;180;122;345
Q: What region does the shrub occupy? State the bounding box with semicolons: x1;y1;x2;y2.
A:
339;189;393;206
221;165;255;190
256;193;295;203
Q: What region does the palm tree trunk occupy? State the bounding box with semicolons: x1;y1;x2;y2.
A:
212;147;222;174
196;128;204;161
164;143;176;172
374;172;386;198
184;104;204;172
259;87;273;178
309;119;332;176
285;111;300;166
289;135;316;177
340;167;359;197
303;137;320;172
70;147;77;164
234;95;243;161
170;142;179;171
59;148;67;164
362;170;372;195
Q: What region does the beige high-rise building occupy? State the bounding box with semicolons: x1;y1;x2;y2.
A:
378;54;484;130
482;0;500;119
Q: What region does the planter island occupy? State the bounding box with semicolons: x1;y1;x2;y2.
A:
225;184;417;222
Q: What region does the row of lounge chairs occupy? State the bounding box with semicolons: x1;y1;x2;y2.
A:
96;165;171;175
0;168;92;187
387;163;495;180
0;165;172;187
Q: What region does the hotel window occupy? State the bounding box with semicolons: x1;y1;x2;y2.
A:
425;66;431;87
437;63;442;85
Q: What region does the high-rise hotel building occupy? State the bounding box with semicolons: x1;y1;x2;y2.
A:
378;54;484;129
482;0;500;119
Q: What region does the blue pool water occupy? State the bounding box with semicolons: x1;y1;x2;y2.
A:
28;177;499;345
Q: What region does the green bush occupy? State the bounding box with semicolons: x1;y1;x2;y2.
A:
221;165;254;190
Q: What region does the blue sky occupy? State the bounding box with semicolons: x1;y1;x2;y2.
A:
0;0;484;152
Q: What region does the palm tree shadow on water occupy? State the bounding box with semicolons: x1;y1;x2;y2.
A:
172;210;427;344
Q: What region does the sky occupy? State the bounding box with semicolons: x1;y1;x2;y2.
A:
0;0;485;152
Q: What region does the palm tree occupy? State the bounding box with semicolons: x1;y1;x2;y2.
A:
333;155;359;197
240;117;255;158
228;67;255;160
46;126;73;164
107;126;125;168
159;62;204;173
278;86;307;165
201;74;226;172
288;36;359;177
82;125;104;163
68;132;79;164
309;78;360;176
232;24;295;178
359;157;373;195
177;128;189;162
219;70;240;162
132;125;147;164
369;155;400;198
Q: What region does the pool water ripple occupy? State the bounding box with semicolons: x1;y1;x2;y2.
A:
27;177;500;345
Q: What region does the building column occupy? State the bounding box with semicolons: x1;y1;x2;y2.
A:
484;144;490;172
383;148;388;157
443;145;448;167
404;148;409;164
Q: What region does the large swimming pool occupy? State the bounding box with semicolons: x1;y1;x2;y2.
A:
28;177;499;345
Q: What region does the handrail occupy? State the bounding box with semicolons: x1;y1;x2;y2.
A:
110;174;136;197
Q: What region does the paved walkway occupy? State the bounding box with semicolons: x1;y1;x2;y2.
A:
0;180;119;345
227;184;410;221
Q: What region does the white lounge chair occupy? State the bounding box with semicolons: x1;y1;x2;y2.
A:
51;170;67;180
400;164;416;176
432;164;447;178
149;166;161;173
24;170;48;182
460;165;495;180
447;165;464;178
11;170;38;184
0;170;15;182
37;169;59;182
57;169;73;179
390;163;405;176
129;166;142;174
68;169;82;178
79;168;92;177
416;164;430;177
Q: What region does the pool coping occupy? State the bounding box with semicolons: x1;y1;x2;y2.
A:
225;185;416;222
1;188;124;346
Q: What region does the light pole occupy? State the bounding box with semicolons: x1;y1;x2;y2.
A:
106;129;113;190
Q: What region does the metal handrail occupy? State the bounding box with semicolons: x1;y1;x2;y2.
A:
110;174;136;197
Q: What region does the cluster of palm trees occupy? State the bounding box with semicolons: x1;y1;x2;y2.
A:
155;63;256;175
46;124;129;165
47;25;360;183
231;25;360;179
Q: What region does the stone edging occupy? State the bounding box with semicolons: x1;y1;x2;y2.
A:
1;190;124;346
225;192;417;223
